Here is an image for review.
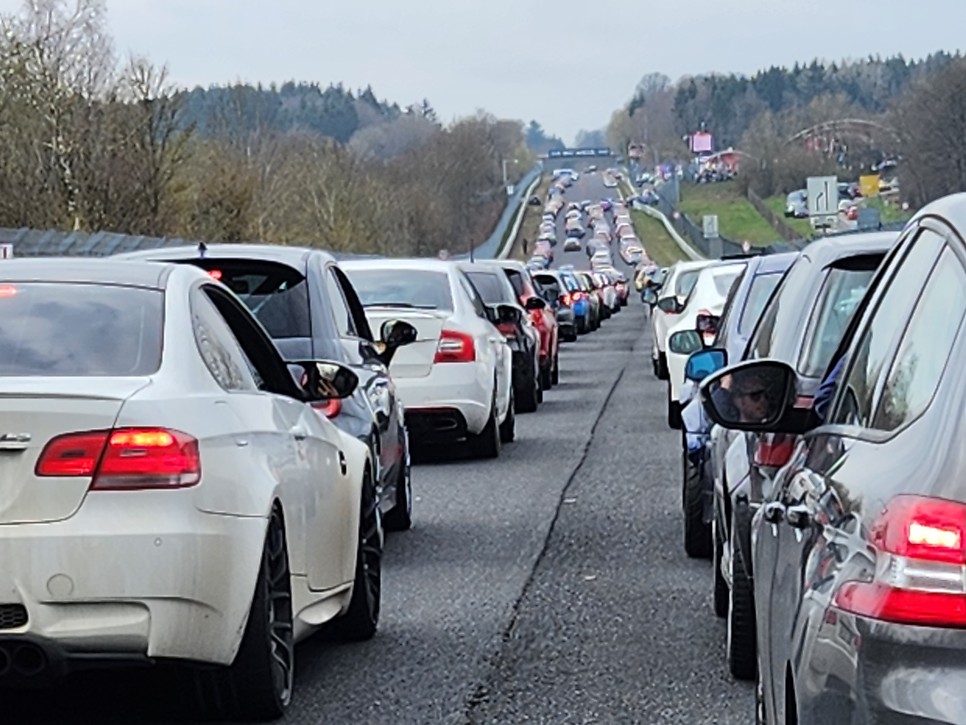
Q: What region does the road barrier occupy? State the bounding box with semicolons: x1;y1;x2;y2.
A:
458;165;542;261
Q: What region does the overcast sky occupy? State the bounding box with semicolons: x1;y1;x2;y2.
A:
1;0;962;144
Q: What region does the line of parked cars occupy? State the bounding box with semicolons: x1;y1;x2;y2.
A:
652;191;966;723
0;228;605;718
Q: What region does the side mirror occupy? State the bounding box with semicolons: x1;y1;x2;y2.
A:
684;348;727;383
642;288;658;305
492;304;522;326
668;330;704;356
376;319;417;366
524;296;547;311
699;359;811;433
656;296;682;314
289;360;359;401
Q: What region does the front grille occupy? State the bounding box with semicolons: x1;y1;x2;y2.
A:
0;604;27;630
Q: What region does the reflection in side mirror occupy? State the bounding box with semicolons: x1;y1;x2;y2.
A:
289;359;359;401
699;360;800;432
685;348;727;383
668;330;703;356
494;304;522;326
656;296;681;314
380;319;418;348
525;296;547;311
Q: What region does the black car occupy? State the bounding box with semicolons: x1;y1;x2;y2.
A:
693;230;896;680
674;251;798;559
459;262;542;413
703;192;966;724
115;244;417;531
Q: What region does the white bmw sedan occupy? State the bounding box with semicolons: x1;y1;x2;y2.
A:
0;260;379;720
341;259;513;458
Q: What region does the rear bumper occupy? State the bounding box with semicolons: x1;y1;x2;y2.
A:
0;495;266;675
395;362;492;434
404;408;470;443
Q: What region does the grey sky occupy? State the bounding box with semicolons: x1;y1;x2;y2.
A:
2;0;963;144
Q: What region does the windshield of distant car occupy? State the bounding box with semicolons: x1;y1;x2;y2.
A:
0;283;163;376
738;272;783;336
345;269;453;311
465;271;511;305
798;266;877;376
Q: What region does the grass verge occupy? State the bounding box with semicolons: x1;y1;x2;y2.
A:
763;196;813;239
630;209;687;267
678;182;781;246
866;195;913;224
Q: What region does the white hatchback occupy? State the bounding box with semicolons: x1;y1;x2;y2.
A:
0;260;377;720
342;259;513;458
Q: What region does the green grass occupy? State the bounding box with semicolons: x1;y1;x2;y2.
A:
866;196;914;224
763;196;813;239
630;209;687;267
678;182;783;246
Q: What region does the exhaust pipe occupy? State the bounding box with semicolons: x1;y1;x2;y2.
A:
0;646;10;677
11;644;46;677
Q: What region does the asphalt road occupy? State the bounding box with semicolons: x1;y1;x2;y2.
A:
7;174;753;725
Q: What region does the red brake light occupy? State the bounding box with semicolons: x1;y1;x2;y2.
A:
37;428;200;490
311;398;342;418
832;495;966;627
0;285;17;298
572;291;584;301
559;293;572;306
208;270;223;280
434;329;476;363
753;436;795;467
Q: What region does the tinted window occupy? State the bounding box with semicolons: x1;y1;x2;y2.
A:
747;256;812;360
832;231;945;427
192;287;258;391
325;270;357;337
871;247;966;431
193;259;310;339
346;269;453;311
738;273;782;336
504;269;527;298
798;267;876;377
465;271;511;304
0;283;163;376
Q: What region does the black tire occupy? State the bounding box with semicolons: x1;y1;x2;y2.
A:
727;528;757;681
551;353;560;385
517;368;540;414
683;456;711;559
713;519;728;618
540;361;552;390
499;392;515;443
194;509;294;721
335;471;383;641
577;317;587;335
657;352;669;380
383;454;412;532
667;387;682;430
468;402;501;459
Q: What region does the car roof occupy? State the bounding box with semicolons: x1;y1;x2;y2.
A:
340;258;456;273
114;242;337;270
0;257;177;289
800;230;898;266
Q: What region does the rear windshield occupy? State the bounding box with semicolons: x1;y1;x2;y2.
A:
798;267;876;376
465;271;510;305
676;270;700;297
192;259;310;339
738;273;782;336
0;283;163;376
345;269;453;311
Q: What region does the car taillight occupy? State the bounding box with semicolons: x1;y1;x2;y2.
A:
311;398;342;418
496;322;518;337
572;291;584;302
753;436;796;468
434;329;476;363
559;293;572;307
36;428;201;490
832;495;966;627
529;309;544;326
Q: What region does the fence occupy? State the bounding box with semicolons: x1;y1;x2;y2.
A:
746;188;803;243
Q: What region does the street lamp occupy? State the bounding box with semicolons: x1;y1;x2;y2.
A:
502;158;519;196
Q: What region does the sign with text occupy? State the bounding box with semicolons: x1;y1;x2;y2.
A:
690;132;713;154
548;147;613;159
702;214;719;239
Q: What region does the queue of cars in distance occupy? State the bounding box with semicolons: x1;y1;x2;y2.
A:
653;192;966;722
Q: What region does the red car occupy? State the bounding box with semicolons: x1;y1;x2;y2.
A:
494;260;560;389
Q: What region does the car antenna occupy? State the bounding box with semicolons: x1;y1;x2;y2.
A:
198;241;208;259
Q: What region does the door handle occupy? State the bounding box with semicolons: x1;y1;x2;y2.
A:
762;501;785;524
290;425;308;441
785;504;812;529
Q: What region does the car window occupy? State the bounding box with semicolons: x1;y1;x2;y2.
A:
675;269;700;297
456;271;488;317
325;269;358;338
710;268;743;297
346;268;454;311
193;259;311;339
870;246;966;431
331;266;374;341
746;256;811;360
831;230;945;427
737;272;781;336
504;269;527;298
465;271;511;304
0;282;163;377
797;266;878;377
191;286;258;391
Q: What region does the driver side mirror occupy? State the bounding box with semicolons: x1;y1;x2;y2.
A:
699;359;811;433
524;296;547;311
684;348;727;383
289;360;359;402
487;303;522;326
656;296;683;314
376;319;418;366
642;288;658;305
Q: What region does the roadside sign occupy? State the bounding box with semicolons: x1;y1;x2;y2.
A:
506;184;515;196
702;214;719;239
806;176;838;217
859;174;880;198
0;244;12;259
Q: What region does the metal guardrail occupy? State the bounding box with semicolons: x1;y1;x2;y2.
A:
459;165;542;260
